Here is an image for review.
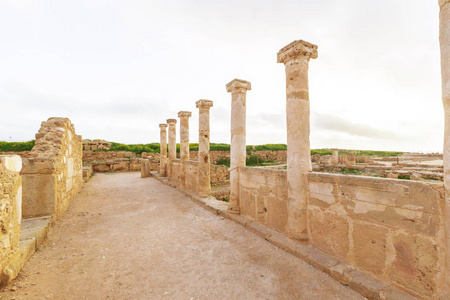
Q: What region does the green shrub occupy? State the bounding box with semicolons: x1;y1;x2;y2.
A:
0;140;35;152
215;157;230;167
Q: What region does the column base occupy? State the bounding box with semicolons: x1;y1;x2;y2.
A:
227;205;240;215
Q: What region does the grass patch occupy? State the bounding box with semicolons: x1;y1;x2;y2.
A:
0;140;35;152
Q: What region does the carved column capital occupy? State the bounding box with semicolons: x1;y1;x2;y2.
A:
178;111;192;118
195;99;214;109
166;119;177;125
226;79;252;94
277;40;318;64
440;0;450;9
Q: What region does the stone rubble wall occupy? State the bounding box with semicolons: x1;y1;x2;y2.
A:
0;155;22;284
21;118;83;219
82;139;111;151
189;150;288;164
237;167;446;298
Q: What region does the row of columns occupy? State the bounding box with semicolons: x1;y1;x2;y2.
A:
157;39;317;242
158;100;213;197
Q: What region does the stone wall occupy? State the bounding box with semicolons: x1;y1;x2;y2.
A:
238;167;288;233
210;165;229;186
0;155;22;284
184;160;198;193
21;118;83;219
169;159;181;186
308;173;445;298
237;167;446;298
189;150;288;164
82;139;111;151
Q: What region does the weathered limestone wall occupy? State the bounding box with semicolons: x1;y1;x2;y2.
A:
307;173;446;298
90;158;145;172
82;139;111;151
170;159;181;186
238;167;288;233
0;155;22;284
184;160;198;193
189;150;288;164
21;118;83;219
210;164;229;186
83;151;139;161
237;166;446;298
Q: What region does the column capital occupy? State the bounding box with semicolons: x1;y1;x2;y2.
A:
159;123;168;128
440;0;450;9
226;79;251;93
178;111;192;118
196;99;214;109
166;119;177;124
277;40;318;64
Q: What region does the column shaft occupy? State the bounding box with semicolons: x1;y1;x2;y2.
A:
178;111;192;188
159;124;168;176
440;1;450;295
167;119;177;178
196;100;213;197
277;40;318;241
226;79;251;214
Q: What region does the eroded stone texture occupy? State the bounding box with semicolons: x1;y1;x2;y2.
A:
21;118;83;219
0;155;22;286
307;172;446;298
277;39;318;240
141;159;150;178
440;1;450;296
159;124;168;177
226;78;251;214
196;100;213;197
178;111;192;189
166;119;177;179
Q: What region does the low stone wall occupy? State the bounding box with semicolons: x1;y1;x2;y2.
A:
83;150;137;161
0;155;22;285
237;167;446;298
21;118;83;219
82;139;111;151
169;159;181;186
308;173;445;298
189;150;288;164
210;164;229;186
90;158;145;172
238;167;288;233
184;160;198;193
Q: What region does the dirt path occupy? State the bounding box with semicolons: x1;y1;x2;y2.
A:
1;173;365;300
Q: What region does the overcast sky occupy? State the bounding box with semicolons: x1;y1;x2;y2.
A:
0;0;443;152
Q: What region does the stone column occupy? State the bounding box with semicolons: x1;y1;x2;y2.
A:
439;0;450;295
166;119;177;178
196;99;213;197
331;150;339;164
178;111;192;188
277;40;318;240
159;124;168;176
226;79;251;214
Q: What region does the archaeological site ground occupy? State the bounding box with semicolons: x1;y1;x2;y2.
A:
2;2;450;299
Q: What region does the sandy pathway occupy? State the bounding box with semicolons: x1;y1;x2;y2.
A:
0;172;365;300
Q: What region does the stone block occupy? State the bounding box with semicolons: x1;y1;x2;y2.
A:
353;221;389;276
390;232;438;297
93;163;110;172
113;161;129;172
0;155;22;173
22;173;57;218
141;160;150;178
239;188;256;220
265;195;288;233
308;205;350;260
21;158;57;174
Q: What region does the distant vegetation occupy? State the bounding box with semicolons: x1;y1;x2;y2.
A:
0;140;405;158
0;140;35;152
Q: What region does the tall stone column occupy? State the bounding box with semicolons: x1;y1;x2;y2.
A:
439;0;450;295
277;40;318;240
159;124;168;176
226;79;251;214
166;119;177;178
196;99;213;197
178;111;192;188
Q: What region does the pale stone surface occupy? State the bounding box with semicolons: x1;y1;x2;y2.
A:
331;150;339;164
439;4;450;294
178;111;192;189
159;124;168;176
166;119;177;179
196;100;213;197
141;159;150;178
278;39;317;240
0;155;22;173
226;78;251;214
